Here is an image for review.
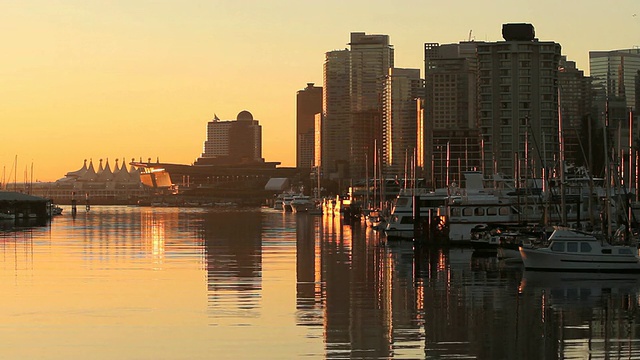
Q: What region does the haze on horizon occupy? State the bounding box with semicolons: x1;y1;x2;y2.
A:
1;0;638;182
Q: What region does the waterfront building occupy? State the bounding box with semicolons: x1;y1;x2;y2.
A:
558;56;592;168
296;83;322;170
589;48;640;186
382;67;423;177
321;32;393;181
423;42;481;187
348;32;394;180
196;110;263;166
17;158;149;205
322;49;351;179
477;23;561;179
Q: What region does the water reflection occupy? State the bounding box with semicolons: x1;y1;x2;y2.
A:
204;209;263;322
3;207;640;359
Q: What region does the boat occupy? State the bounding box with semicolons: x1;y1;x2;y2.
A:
51;205;63;216
365;209;386;230
519;227;640;272
0;212;15;221
290;195;313;213
384;188;448;240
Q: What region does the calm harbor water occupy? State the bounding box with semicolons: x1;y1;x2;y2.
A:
2;206;640;359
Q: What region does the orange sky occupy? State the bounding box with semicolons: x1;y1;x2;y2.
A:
1;0;638;181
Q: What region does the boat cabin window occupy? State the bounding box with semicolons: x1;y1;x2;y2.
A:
566;242;578;253
601;249;612;254
551;242;564;252
474;208;484;216
451;208;461;217
618;248;633;255
487;207;497;216
462;208;474;216
499;207;510;216
580;243;592;253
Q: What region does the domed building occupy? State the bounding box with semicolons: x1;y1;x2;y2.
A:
195;110;263;166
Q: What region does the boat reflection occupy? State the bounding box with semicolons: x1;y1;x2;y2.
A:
519;270;640;358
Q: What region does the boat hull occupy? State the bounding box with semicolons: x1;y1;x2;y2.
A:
520;247;640;273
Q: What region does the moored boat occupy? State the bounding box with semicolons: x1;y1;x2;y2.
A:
519;227;640;272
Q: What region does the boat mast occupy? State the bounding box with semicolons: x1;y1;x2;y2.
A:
558;87;566;226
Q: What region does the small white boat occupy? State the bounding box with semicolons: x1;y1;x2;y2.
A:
519;227;640;272
365;210;386;230
290;195;313;213
51;205;63;216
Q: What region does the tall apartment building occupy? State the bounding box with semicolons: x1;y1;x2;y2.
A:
477;23;561;179
590;48;640;112
382;68;423;177
296;83;323;169
558;56;591;167
195;110;263;165
322;49;351;179
321;33;394;181
589;48;640;185
424;42;481;187
348;32;394;180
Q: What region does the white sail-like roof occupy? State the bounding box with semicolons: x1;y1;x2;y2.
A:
97;159;114;182
64;159;88;179
79;160;98;181
114;158;132;182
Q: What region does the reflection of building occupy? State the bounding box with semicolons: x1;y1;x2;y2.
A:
196;110;263;166
22;158;148;204
204;210;263;319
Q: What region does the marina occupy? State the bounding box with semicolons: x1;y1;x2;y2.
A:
2;205;640;358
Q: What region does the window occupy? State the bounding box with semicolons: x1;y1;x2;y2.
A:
551;242;565;252
619;248;633;255
567;242;578;252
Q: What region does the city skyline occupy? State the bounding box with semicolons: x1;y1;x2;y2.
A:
2;1;639;181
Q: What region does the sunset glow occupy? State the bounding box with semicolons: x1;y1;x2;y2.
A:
2;0;638;181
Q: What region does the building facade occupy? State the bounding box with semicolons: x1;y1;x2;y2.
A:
477;23;561;179
424;42;481;187
196;110;263;166
382;67;423;177
322;49;351;179
589;48;640;187
558;56;592;168
296;83;323;169
348;32;394;180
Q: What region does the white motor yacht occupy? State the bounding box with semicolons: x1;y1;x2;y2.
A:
519;227;640;272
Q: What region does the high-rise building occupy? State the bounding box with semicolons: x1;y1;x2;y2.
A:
382;68;423;177
558;56;591;167
296;83;323;170
423;42;481;187
589;48;640;186
195;110;263;165
477;23;561;179
322;49;351;179
590;48;640;112
348;32;394;180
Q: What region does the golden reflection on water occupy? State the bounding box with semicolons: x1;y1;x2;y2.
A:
1;206;640;359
